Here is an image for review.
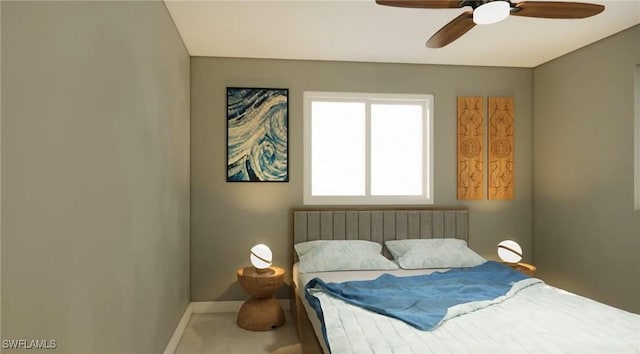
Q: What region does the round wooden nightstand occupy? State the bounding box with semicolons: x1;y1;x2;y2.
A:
236;266;285;331
504;262;536;276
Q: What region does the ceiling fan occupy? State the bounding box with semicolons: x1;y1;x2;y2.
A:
375;0;605;48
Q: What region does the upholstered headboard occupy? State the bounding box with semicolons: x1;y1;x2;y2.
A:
291;206;468;261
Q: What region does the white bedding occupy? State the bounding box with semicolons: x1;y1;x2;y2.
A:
294;263;640;354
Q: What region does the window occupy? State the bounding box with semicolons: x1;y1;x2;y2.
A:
303;92;434;205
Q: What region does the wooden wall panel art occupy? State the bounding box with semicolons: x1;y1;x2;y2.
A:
457;97;483;200
488;97;514;200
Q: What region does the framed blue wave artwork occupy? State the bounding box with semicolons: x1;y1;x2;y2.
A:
227;87;289;182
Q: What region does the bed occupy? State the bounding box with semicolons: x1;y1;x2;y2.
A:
290;206;640;354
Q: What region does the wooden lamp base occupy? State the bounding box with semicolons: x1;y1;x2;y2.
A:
236;266;286;331
504;262;536;276
237;297;285;331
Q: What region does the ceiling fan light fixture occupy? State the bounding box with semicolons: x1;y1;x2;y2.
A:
473;1;510;25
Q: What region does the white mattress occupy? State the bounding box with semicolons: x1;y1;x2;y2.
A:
293;263;640;354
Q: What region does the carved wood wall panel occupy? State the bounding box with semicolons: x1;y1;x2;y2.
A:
488;97;515;200
457;97;484;200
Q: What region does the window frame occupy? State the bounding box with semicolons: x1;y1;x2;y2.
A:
303;91;434;205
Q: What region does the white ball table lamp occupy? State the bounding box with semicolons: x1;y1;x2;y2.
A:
250;243;273;273
236;243;285;331
497;239;523;264
497;240;536;276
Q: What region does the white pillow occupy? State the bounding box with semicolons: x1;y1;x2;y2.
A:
295;240;399;273
385;238;485;269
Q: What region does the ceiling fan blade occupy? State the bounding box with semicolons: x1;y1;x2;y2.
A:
511;1;605;19
375;0;461;9
426;11;475;48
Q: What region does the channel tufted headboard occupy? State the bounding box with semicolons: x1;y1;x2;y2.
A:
291;206;469;262
289;205;470;354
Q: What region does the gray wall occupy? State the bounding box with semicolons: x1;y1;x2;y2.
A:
191;57;533;301
1;1;190;353
533;25;640;313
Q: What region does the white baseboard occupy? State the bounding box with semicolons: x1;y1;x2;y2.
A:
163;303;192;354
163;299;291;353
191;299;290;314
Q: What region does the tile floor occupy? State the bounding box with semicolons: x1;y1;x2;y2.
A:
174;312;301;354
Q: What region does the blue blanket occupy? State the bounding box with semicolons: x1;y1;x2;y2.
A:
305;261;529;332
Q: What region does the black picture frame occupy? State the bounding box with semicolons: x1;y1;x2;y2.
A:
226;87;289;182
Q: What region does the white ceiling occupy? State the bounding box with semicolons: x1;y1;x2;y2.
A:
164;0;640;68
